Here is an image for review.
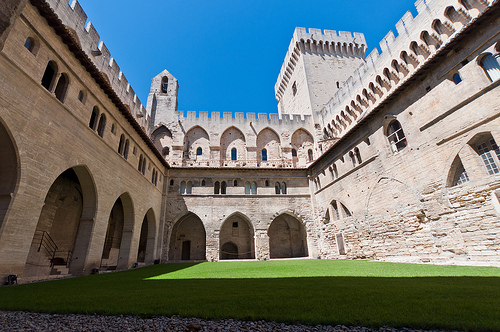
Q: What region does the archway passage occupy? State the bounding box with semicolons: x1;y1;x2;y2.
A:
101;197;125;270
268;214;308;259
137;209;156;264
219;214;254;260
24;168;93;277
0;121;17;229
169;212;206;261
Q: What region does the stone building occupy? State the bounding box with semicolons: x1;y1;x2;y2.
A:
0;0;499;282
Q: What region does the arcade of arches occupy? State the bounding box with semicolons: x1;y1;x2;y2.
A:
167;212;309;261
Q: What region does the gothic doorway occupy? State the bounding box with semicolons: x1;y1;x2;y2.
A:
268;213;308;258
219;213;254;260
169;212;206;261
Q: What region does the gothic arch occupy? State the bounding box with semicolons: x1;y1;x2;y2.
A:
23;165;97;277
257;127;281;163
168;211;206;261
220;126;246;162
219;212;255;260
268;213;308;259
291;128;314;165
0;118;20;230
183;125;210;160
151;125;173;159
137;208;157;264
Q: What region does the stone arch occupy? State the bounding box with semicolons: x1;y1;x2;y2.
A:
151;125;173;159
268;213;308;259
365;176;424;238
101;192;134;270
137;208;156;264
220;126;246;162
291;128;314;166
23;165;97;278
257;127;281;163
184;126;210;161
168;212;206;261
0;119;19;230
444;6;470;29
219;212;255;260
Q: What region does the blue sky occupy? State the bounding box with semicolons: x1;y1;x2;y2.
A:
76;0;417;115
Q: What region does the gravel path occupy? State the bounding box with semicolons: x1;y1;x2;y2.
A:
0;311;454;331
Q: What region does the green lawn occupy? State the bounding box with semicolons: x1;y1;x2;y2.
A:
1;260;499;331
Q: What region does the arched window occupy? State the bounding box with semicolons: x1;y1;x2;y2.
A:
54;73;69;102
162;146;170;157
196;147;203;155
24;37;34;52
78;90;85;103
221;181;227;195
292;149;297;157
265;180;269;187
275;182;281;194
214;181;220;194
233;179;238;186
281;182;287;195
475;137;500;175
41;61;57;90
186;181;193;194
161;76;168;93
124;139;130;159
89;106;99;131
245;181;250;194
481;54;500;82
152;170;156;184
97;113;107;138
170;179;174;186
118;134;125;155
201;179;206;186
142;158;146;175
231;148;237;161
180;181;186;195
448;156;470;187
386;120;407;153
251;182;257;195
262;149;268;161
138;155;143;171
308;149;313;162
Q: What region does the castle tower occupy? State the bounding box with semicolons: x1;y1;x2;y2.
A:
146;69;179;133
275;28;367;121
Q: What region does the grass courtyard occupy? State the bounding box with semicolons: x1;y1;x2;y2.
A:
0;260;499;331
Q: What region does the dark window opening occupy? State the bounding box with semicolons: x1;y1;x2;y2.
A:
292;149;297;157
24;37;34;52
262;149;267;161
221;181;227;194
292;81;297;96
232;222;238;228
387;120;407;152
41;61;57;91
162;146;170;157
54;74;69;102
453;73;462;84
196;147;202;155
231;148;237;161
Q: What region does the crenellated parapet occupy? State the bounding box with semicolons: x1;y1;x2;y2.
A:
274;27;367;103
317;0;497;142
45;0;148;129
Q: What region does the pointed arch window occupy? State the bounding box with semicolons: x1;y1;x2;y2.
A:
24;37;35;52
221;181;227;195
292;149;297;157
54;73;69;102
231;148;237;161
308;149;313;162
41;61;57;90
245;181;250;194
481;54;500;82
124;139;130;159
214;181;220;194
97;113;107;138
89;106;99;131
161;76;168;93
476;138;500;175
186;181;193;194
281;182;287;194
118;134;125;155
386;120;407;152
180;181;186;195
251;182;257;195
275;182;281;194
448;156;469;187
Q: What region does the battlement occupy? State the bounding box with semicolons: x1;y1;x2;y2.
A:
46;0;147;125
275;27;367;101
173;110;311;127
317;0;496;141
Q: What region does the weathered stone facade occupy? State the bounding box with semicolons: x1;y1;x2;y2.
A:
0;0;499;282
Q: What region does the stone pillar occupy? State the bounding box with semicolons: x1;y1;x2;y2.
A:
255;229;269;260
69;218;95;275
206;230;219;261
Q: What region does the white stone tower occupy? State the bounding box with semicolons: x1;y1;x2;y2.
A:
146;69;179;133
274;28;367;120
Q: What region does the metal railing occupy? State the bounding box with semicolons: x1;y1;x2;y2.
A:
36;230;58;267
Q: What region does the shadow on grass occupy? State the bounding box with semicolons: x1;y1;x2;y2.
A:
0;268;498;331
